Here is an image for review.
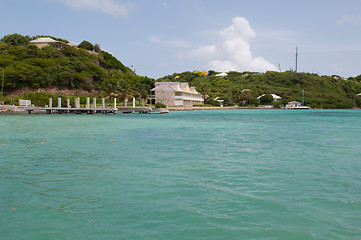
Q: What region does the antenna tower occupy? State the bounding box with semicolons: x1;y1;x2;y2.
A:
295;47;298;72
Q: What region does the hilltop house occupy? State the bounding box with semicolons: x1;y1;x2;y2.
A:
30;37;66;48
150;82;204;107
30;37;78;49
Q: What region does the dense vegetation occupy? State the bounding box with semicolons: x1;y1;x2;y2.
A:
0;33;155;106
158;70;361;109
1;33;361;109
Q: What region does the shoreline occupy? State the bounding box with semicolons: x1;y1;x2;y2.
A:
168;106;239;111
168;106;279;111
2;105;359;114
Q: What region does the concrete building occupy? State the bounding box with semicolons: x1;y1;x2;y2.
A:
285;101;302;108
150;82;204;107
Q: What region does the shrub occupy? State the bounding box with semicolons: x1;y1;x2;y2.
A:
155;102;167;108
249;98;260;107
210;100;221;107
260;94;273;104
78;40;94;51
1;33;30;46
22;92;54;107
94;44;101;53
356;97;361;108
273;101;283;109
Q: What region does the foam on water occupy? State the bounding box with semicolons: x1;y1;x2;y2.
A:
1;110;361;239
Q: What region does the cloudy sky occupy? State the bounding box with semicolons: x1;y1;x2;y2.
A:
1;0;361;78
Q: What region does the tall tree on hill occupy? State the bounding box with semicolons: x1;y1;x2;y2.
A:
78;40;94;51
0;33;30;46
94;43;101;53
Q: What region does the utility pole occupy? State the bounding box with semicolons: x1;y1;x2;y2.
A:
295;47;298;72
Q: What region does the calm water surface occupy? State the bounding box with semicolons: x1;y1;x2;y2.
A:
1;109;361;239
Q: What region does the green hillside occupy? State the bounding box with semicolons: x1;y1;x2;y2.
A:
158;70;361;109
1;34;361;109
0;33;154;105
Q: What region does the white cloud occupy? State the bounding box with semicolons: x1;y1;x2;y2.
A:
190;17;277;72
57;0;132;17
337;15;361;26
148;36;191;48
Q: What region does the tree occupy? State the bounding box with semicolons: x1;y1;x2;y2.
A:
239;91;252;106
260;94;273;104
94;43;101;53
231;88;243;104
249;98;260;107
193;70;207;78
101;52;128;72
78;40;94;51
1;33;30;46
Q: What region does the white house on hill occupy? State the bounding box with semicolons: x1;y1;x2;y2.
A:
215;72;228;78
257;93;282;102
30;37;65;48
30;37;78;49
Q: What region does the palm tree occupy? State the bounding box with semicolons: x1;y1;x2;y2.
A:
140;88;149;107
119;86;133;107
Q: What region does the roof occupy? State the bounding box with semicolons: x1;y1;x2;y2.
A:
151;82;201;94
257;93;282;99
67;42;78;47
215;72;228;77
271;94;282;99
151;82;176;92
30;37;59;43
288;101;301;104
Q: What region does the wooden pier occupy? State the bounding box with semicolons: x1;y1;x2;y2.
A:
24;97;152;114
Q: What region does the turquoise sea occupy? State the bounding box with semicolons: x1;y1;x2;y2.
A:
1;109;361;240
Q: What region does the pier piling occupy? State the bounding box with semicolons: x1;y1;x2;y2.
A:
25;97;151;114
67;99;70;113
86;97;90;109
75;98;80;108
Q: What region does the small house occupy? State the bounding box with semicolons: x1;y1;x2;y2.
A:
285;101;301;108
213;97;224;107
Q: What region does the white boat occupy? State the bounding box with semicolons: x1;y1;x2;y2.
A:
289;105;309;109
285;90;310;109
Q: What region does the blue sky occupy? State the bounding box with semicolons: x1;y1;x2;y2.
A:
1;0;361;79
